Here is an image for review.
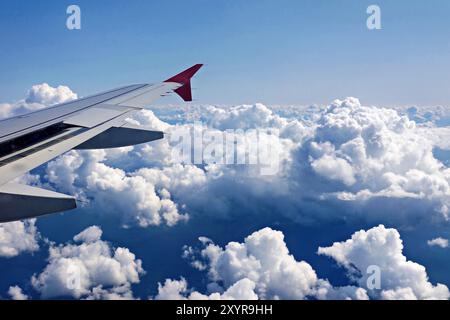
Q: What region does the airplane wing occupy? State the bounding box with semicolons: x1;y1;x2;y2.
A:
0;64;203;223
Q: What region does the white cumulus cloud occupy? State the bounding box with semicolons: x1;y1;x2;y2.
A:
3;84;450;228
25;83;77;106
318;225;450;300
37;96;450;228
161;227;367;300
31;225;144;299
0;83;77;119
159;225;449;301
427;237;449;248
155;278;259;300
8;285;29;300
0;220;40;258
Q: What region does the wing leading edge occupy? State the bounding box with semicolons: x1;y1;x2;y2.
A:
0;64;203;222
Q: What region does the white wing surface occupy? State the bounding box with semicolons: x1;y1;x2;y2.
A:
0;64;203;222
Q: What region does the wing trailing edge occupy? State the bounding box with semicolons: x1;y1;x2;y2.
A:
0;183;76;222
75;124;164;150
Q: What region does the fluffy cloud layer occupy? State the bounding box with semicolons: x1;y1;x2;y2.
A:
155;278;259;300
157;226;448;300
44;149;190;227
0;83;77;119
31;225;144;299
158;228;366;300
318;225;450;300
30;90;449;228
2;84;449;228
1;84;449;300
5;224;448;300
0;220;40;258
179;228;327;300
292;98;450;223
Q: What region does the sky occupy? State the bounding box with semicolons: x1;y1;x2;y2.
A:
0;1;450;301
1;0;450;106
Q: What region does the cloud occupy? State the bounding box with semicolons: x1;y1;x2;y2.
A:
0;220;40;258
7;223;446;300
318;225;450;300
25;83;77;106
36;96;450;228
290;98;450;223
160;227;367;300
418;127;450;151
155;278;259;300
0;103;15;119
87;284;136;300
44;149;190;227
1;84;449;300
159;226;449;300
8;286;29;300
73;225;103;243
0;83;77;119
195;227;322;300
3;84;449;228
311;154;356;186
401;105;450;126
427;237;449;248
31;225;144;299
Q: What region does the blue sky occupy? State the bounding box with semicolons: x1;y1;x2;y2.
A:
1;0;450;106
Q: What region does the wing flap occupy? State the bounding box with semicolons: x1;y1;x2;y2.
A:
75;124;164;150
0;183;76;222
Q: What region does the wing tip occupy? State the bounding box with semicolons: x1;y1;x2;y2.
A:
164;64;203;85
164;64;203;102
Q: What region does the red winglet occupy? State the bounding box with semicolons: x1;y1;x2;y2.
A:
164;64;203;101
